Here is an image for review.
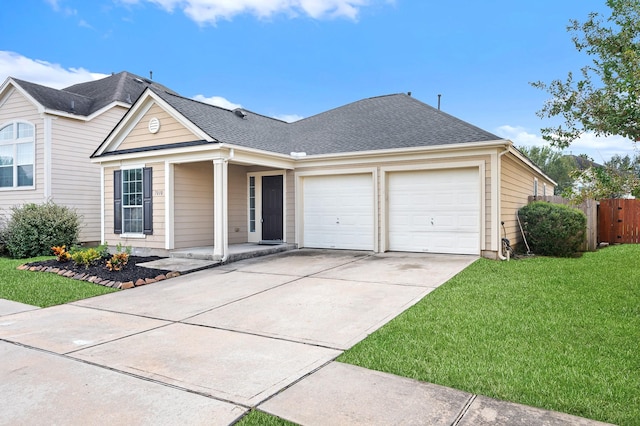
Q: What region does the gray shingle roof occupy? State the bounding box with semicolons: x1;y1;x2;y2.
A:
149;91;500;156
12;72;177;117
153;90;290;153
289;94;500;155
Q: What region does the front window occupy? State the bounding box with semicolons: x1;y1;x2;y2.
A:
122;168;143;233
0;122;34;188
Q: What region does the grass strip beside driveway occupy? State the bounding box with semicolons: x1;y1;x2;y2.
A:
0;257;116;308
339;245;639;426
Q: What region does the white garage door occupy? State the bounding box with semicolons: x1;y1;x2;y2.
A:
303;174;374;250
388;168;480;255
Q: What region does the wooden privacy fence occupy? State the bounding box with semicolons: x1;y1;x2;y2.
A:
528;196;598;251
598;199;640;244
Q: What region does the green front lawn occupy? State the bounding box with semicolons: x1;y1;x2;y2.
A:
235;410;296;426
0;257;116;308
339;245;639;426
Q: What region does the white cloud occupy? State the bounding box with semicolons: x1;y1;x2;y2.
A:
495;125;637;162
273;113;304;123
44;0;60;10
193;94;242;110
0;51;107;89
78;19;93;29
124;0;378;24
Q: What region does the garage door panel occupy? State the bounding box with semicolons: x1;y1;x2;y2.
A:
388;168;480;255
303;174;374;250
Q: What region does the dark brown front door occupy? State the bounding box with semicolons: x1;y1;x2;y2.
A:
262;175;283;241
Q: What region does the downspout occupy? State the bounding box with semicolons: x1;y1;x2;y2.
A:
497;145;510;260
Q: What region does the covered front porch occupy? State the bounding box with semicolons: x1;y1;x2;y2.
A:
167;152;296;262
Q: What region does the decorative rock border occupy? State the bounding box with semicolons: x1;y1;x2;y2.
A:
16;264;181;290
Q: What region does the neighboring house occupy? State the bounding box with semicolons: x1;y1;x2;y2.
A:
91;89;555;259
0;72;175;244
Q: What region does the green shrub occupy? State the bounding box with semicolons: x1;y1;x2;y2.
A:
518;202;586;257
70;247;102;269
0;213;7;256
3;202;80;259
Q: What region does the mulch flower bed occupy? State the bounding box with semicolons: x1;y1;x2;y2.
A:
19;256;176;290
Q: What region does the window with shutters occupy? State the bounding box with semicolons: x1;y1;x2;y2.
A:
123;168;143;233
114;167;152;235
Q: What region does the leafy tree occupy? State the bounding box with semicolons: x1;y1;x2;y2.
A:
563;152;640;202
518;145;577;194
605;152;640;174
531;0;640;148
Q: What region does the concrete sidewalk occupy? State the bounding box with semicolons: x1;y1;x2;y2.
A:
0;250;612;425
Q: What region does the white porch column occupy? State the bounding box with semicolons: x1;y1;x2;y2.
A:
213;158;229;260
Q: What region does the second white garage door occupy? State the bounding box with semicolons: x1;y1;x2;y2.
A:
302;174;374;250
387;168;480;255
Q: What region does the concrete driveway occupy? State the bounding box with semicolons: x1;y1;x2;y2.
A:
6;249;606;425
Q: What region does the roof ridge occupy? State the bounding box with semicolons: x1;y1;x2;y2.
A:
157;89;288;123
114;72;129;101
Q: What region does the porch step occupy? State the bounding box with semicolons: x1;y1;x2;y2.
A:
169;243;296;263
227;243;296;263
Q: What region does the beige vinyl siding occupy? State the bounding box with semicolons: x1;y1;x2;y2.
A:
103;162;166;250
228;164;247;244
296;154;493;252
0;89;46;208
50;107;127;243
173;162;214;249
118;103;199;151
500;153;555;248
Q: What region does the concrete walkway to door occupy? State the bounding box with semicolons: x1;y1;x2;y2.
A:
0;250;611;425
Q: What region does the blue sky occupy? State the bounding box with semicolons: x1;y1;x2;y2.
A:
1;0;636;161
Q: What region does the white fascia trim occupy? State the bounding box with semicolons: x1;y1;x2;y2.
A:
93;89;214;157
92;144;228;165
379;161;485;254
0;86;15;109
40;101;131;122
107;101;155;153
3;79;46;114
92;143;296;170
509;144;558;185
2;78;130;120
294;141;509;169
223;143;295;168
296;140;509;162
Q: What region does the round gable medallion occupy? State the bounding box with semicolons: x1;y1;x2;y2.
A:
148;117;160;134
